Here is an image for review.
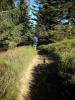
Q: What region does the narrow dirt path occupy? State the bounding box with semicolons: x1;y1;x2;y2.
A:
17;54;52;100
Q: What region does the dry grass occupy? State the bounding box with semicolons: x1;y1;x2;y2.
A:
0;46;36;100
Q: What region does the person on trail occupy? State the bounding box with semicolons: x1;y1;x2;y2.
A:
32;35;38;50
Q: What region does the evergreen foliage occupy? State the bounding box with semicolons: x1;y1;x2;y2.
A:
0;0;31;50
32;0;75;44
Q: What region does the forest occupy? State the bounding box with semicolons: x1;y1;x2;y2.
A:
0;0;75;100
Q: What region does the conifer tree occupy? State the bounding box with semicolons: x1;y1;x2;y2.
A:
33;0;75;42
0;0;31;49
34;0;74;27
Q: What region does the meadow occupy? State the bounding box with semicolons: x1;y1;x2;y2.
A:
0;46;36;100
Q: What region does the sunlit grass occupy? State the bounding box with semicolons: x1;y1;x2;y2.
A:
0;46;36;100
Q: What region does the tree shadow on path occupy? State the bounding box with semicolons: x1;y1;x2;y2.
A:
26;51;75;100
28;60;64;100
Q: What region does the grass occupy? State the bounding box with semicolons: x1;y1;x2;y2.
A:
39;37;75;83
0;46;37;100
38;37;75;99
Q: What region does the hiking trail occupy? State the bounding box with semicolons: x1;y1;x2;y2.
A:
17;54;52;100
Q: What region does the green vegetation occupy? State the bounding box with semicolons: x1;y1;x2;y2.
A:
0;46;36;100
39;37;75;84
38;37;75;99
0;0;75;100
0;0;32;50
32;0;75;44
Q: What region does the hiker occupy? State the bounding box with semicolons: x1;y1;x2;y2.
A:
32;35;38;50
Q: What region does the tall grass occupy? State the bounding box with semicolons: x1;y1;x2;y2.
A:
39;38;75;83
0;46;36;100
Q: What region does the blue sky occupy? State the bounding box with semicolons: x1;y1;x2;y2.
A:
15;0;38;25
28;0;40;25
15;0;20;6
29;0;34;5
15;0;69;25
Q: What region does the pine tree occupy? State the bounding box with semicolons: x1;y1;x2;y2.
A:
35;0;74;27
0;0;31;49
33;0;75;43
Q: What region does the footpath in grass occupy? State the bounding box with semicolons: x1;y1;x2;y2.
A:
0;46;36;100
17;51;53;100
